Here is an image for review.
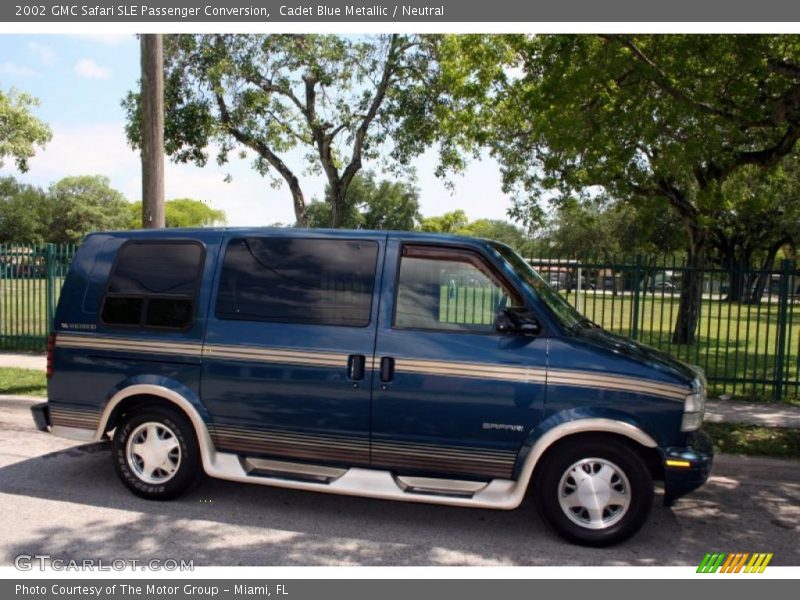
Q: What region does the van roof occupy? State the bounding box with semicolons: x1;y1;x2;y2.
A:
86;227;499;246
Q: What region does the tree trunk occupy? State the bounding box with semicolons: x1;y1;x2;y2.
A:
671;228;707;345
329;180;345;228
749;237;788;304
289;176;308;228
726;252;751;303
140;34;165;229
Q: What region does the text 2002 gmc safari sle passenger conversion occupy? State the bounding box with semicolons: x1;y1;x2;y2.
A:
31;228;713;546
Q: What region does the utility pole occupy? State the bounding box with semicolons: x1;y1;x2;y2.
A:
140;33;165;228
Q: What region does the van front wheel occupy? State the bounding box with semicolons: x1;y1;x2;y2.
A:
534;439;653;546
112;405;203;500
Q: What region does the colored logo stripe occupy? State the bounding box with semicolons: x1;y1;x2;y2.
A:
697;553;773;573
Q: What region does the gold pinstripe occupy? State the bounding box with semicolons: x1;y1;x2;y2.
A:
395;357;688;401
203;344;347;367
208;424;516;478
56;334;203;356
55;334;690;401
49;406;101;429
210;426;370;452
371;441;515;461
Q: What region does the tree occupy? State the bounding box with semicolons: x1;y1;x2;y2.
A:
542;197;686;258
0;88;52;172
716;158;800;302
123;34;435;228
418;210;531;252
307;172;421;230
432;35;800;343
127;198;227;229
457;218;529;250
0;177;51;243
47;176;130;244
139;34;165;228
419;209;469;233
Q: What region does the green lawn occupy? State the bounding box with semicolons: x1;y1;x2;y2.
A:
0;277;65;352
704;422;800;459
0;367;47;397
566;291;800;403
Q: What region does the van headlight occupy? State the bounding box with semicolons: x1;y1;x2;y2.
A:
681;377;706;432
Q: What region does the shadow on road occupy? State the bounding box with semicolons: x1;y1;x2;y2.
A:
1;441;798;566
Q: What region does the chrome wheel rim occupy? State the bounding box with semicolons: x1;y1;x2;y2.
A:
126;422;181;484
558;457;631;530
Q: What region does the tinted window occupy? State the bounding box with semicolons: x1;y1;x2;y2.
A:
107;242;202;295
216;237;379;327
394;247;519;332
101;241;203;329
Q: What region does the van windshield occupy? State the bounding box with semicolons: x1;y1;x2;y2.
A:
489;242;588;331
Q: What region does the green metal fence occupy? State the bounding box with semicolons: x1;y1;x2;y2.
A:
1;243;798;401
0;243;76;352
532;255;800;402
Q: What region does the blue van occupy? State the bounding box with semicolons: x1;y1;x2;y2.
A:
31;228;712;546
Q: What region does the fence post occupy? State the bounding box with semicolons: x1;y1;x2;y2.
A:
631;254;643;340
45;243;56;333
773;259;793;402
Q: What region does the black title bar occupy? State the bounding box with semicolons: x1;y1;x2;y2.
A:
5;0;800;22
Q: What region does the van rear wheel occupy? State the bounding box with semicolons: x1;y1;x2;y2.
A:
534;438;653;546
112;405;203;500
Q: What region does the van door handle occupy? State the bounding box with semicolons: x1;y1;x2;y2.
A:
347;354;366;381
380;356;395;382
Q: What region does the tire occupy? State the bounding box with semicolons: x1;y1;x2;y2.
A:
534;438;653;547
112;404;203;500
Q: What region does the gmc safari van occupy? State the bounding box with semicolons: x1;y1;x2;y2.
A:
31;228;712;546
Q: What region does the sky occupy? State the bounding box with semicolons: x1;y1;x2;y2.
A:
0;34;515;227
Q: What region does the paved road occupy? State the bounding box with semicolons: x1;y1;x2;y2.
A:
1;397;798;567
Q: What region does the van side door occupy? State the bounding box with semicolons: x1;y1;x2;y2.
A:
370;239;546;481
200;233;384;467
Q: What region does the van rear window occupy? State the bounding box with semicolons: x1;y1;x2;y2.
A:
101;241;204;330
216;237;378;327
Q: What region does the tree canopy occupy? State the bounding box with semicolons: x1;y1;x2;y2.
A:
307;171;421;231
47;175;130;244
127;198;227;229
0;87;52;172
124;34;437;228
430;34;800;341
0;177;52;243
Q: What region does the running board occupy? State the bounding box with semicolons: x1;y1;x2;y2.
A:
243;457;347;484
208;451;519;509
395;475;489;498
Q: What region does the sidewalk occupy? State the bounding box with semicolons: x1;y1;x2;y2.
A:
1;351;800;428
0;353;45;371
705;399;800;428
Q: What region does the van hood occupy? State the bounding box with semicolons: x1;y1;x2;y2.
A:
570;325;699;385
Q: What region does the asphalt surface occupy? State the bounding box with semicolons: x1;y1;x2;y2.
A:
1;396;798;567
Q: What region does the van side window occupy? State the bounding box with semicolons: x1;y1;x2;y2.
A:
101;241;204;330
394;245;521;332
216;237;379;327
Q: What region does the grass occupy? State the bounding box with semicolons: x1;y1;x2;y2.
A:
568;291;800;403
0;367;47;397
0;277;65;352
704;422;800;459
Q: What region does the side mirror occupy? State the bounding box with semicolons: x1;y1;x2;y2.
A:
494;308;540;336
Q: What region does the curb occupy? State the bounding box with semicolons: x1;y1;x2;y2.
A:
0;394;45;403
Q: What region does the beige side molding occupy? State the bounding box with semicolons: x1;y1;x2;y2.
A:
91;386;657;511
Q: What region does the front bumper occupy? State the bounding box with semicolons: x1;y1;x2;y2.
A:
661;429;714;507
31;402;50;432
